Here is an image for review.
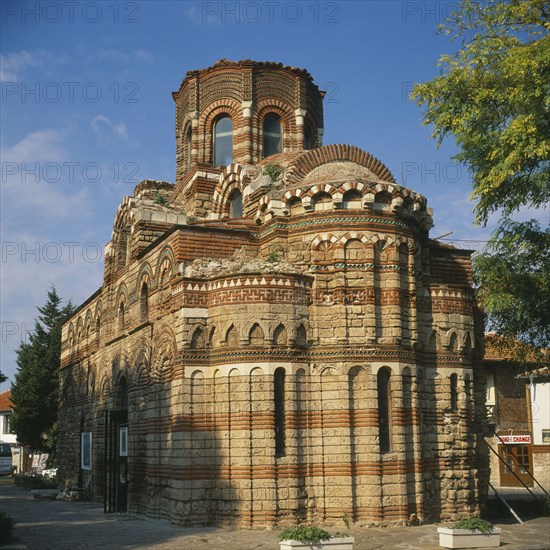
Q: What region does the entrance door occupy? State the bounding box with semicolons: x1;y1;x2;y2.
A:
499;444;534;487
104;410;128;513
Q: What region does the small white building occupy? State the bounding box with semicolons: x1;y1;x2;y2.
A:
523;368;550;489
0;390;22;472
483;336;550;498
0;390;16;446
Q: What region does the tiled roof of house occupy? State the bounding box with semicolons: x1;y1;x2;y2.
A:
484;333;548;364
0;390;13;412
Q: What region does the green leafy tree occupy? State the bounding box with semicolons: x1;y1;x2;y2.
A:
0;372;7;384
411;0;550;351
10;287;74;454
474;220;550;351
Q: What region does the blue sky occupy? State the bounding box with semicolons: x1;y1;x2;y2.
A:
0;1;544;388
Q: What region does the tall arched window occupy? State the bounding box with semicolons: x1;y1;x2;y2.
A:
273;324;288;345
213;115;233;166
295;324;307;346
191;327;205;349
377;367;392;453
274;367;286;456
263;114;282;157
249;323;264;345
116;376;128;411
229;190;242;218
118;302;125;332
226;324;238;346
139;283;148;322
184;124;192;170
304;127;314;150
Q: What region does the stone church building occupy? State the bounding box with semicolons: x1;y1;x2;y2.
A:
58;60;489;527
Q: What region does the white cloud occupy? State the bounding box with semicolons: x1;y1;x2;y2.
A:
91;115;138;146
1;129;97;221
0;236;104;386
1;129;68;164
0;50;66;82
92;49;154;63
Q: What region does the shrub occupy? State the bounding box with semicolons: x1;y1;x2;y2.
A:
453;517;494;534
154;191;168;206
0;511;16;545
279;526;333;543
262;163;282;182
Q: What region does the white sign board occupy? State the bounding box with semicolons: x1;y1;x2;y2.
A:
499;435;531;444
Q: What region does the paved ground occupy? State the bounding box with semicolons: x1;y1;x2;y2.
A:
1;481;549;549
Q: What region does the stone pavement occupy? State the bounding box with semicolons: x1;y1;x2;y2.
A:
1;482;549;550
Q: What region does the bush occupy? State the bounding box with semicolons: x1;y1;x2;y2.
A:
262;163;282;182
0;511;16;545
13;473;58;490
279;526;333;543
453;517;494;534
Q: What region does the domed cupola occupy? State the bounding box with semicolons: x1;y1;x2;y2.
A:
171;60;325;214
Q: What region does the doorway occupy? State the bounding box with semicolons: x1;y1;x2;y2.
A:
499;444;534;487
104;376;129;513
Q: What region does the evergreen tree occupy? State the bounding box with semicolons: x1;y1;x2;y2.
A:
10;287;74;453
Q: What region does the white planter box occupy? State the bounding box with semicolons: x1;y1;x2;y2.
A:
437;527;501;548
280;537;354;550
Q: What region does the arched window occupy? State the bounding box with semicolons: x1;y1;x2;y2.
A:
118;302;125;332
374;191;392;212
450;373;458;411
116;376;128;411
208;326;216;348
140;282;148;322
273;324;288;345
344;239;363;262
226;324;238;346
304;127;314;150
464;333;472;358
342;189;362;209
287;196;304;216
449;332;458;351
295;324;307;346
191;326;205;349
184;124;192;170
316;240;333;263
229;190;242;218
249;323;264;345
274;367;286;456
213;115;233;166
312;191;333;211
402;367;412;411
263;114;282;157
377;367;392;453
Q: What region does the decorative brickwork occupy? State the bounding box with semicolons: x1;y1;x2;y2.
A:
58;60;488;529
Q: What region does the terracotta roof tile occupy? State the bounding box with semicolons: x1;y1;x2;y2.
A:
0;390;13;411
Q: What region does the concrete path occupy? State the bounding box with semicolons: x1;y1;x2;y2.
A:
1;482;549;549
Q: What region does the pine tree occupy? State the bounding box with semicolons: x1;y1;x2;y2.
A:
10;287;74;454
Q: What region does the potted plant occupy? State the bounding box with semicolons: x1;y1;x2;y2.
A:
437;517;501;548
279;526;354;550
